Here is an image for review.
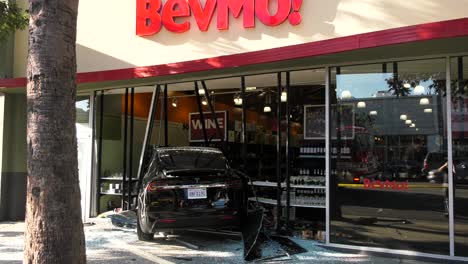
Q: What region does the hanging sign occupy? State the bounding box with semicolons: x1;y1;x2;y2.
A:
189;111;227;142
136;0;303;36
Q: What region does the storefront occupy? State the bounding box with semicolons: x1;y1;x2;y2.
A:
1;0;468;261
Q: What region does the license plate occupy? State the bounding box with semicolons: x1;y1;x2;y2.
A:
187;188;207;199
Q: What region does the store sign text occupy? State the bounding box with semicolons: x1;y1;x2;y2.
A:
363;179;409;191
189;111;227;142
136;0;303;36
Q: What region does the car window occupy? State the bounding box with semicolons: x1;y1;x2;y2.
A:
157;149;227;171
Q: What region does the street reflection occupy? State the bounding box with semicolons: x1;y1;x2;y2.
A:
330;59;451;255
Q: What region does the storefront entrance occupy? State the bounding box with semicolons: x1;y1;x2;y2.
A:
83;54;468;259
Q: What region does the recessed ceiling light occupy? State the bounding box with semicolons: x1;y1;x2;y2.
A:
405;120;412;124
400;114;408;120
420;98;430;105
264;105;272;113
424;108;433;113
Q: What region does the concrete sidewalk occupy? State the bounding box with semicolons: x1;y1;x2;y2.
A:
0;221;460;263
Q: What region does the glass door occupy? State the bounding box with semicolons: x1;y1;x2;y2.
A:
451;56;468;257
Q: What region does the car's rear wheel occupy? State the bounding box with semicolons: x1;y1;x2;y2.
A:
137;209;154;241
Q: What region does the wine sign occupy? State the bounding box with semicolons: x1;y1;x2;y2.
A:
136;0;303;36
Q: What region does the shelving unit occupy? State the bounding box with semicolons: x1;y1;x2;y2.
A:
248;197;326;208
100;177;139;181
249;181;325;189
299;155;351;159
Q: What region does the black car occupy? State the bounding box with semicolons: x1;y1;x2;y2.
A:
136;147;247;241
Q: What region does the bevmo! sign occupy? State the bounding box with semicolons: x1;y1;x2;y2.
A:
189;111;227;142
137;0;303;36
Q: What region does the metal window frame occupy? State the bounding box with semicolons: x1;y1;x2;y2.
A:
446;56;455;257
325;66;331;244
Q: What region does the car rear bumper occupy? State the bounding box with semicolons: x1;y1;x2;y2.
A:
148;212;240;232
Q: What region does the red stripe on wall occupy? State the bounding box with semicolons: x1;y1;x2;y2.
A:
2;18;468;88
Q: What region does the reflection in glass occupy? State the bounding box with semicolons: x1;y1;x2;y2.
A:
451;56;468;257
329;59;450;254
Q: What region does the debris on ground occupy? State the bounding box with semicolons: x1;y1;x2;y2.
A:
97;209;137;229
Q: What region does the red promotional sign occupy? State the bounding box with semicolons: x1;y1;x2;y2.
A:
189;111;227;142
136;0;303;36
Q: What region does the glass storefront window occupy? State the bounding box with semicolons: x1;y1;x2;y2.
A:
288;68;327;238
451;56;468;257
330;59;450;255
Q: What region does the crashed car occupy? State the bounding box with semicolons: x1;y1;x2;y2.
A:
136;147;247;241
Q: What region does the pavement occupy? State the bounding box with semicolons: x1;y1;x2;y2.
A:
0;220;464;263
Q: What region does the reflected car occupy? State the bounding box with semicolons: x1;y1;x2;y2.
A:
388;160;423;180
136;147;247;241
426;159;468;183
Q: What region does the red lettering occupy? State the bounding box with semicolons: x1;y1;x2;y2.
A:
289;0;303;25
136;0;162;36
373;180;382;189
136;0;303;36
217;0;255;30
162;0;191;33
255;0;290;26
363;178;371;188
189;0;217;31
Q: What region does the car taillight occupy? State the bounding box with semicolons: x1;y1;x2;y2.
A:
353;177;360;183
146;181;165;192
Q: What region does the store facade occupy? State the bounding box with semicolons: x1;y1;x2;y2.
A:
1;0;468;261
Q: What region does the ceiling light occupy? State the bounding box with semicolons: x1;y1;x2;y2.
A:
171;98;178;107
405;120;412;125
202;98;208;106
410;124;416;128
403;83;411;89
414;85;425;95
264;105;272;113
198;87;206;95
369;110;377;116
416;128;419;131
234;94;243;105
281;91;287;102
340;90;352;99
246;86;257;91
420;98;430;105
357;101;366;108
424;108;433;113
400;114;408;121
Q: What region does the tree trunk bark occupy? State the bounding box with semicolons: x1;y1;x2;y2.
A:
24;0;85;263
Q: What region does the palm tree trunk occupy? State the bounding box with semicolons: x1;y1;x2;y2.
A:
24;0;85;263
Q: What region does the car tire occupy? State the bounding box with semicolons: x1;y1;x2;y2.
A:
137;210;154;241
